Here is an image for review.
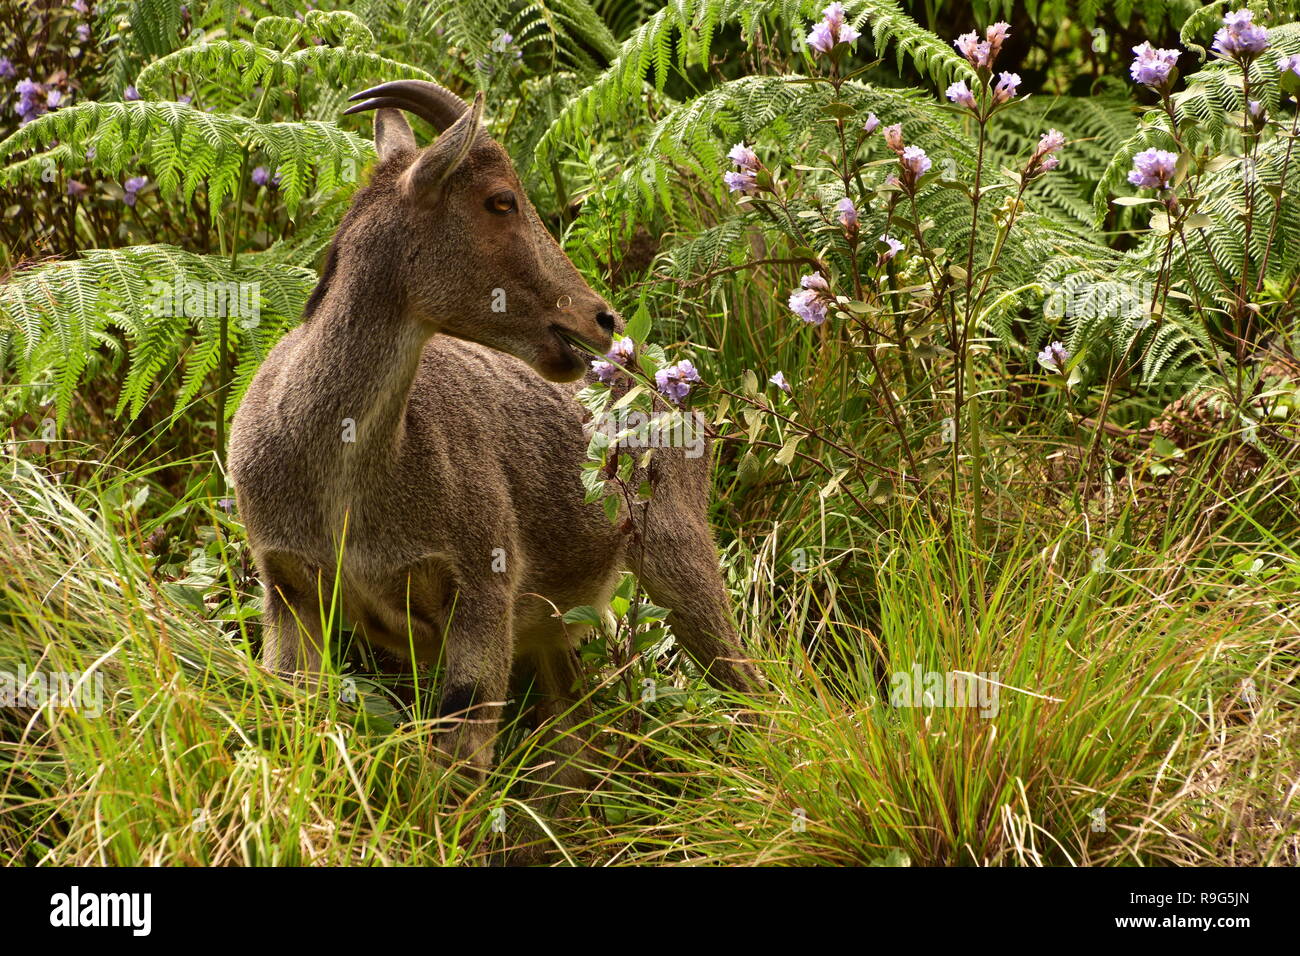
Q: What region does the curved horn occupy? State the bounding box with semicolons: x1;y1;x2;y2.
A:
344;80;468;132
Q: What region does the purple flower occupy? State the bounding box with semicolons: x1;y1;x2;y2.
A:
993;71;1021;103
900;145;931;186
66;179;89;199
1026;128;1065;179
863;113;880;134
72;0;90;12
123;85;140;101
880;234;904;259
954;32;991;69
883;123;904;153
177;94;192;105
1248;99;1263;118
123;175;148;206
789;273;831;325
1281;53;1300;77
946;80;976;109
788;290;825;325
807;22;836;55
216;497;235;513
45;89;61;109
655;360;702;403
724;170;758;195
836;196;858;232
985;22;1011;61
1037;341;1070;372
251;166;271;186
724;141;762;196
76;23;91;43
728;142;760;172
1037;128;1066;155
1212;10;1269;60
591;337;635;382
802;272;829;293
769;371;791;393
15;78;48;123
806;2;860;56
607;335;635;365
1128;148;1178;190
0;59;14;80
1129;42;1179;88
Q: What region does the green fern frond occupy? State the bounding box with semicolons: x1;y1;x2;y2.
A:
0;246;315;424
537;0;974;162
0;101;374;216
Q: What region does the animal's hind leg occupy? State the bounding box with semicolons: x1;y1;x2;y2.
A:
521;636;598;795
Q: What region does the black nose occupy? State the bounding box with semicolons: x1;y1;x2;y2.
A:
596;310;616;333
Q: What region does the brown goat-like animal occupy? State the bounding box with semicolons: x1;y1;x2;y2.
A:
228;81;755;777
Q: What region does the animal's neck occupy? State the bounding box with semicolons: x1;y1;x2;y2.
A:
294;279;430;465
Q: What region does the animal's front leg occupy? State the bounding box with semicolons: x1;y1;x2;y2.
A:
434;588;514;779
258;551;329;679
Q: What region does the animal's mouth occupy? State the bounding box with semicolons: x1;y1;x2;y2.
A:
551;326;600;363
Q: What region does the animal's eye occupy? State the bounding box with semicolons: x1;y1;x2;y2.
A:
485;191;516;215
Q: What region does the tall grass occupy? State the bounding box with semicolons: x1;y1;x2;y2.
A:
2;447;1295;866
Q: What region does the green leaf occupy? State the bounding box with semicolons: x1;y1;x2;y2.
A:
625;301;651;343
563;605;604;627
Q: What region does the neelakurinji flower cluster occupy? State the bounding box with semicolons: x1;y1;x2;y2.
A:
1123;9;1291;196
13;77;63;124
654;360;702;403
1128;148;1179;191
789;273;832;326
1212;9;1270;61
1026;129;1066;180
587;335;703;405
724;141;762;196
122;176;149;207
806;3;859;57
1129;41;1179;90
954;22;1010;71
712;18;1073;336
1037;341;1071;374
591;335;635;383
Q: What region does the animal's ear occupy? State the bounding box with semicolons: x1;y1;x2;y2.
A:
374;107;416;163
399;91;485;201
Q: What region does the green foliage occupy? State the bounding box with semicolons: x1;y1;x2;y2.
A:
0;101;373;215
0;9;400;428
0;245;314;424
537;0;974;161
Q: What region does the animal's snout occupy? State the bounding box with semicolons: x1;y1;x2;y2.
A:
596;310;616;334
